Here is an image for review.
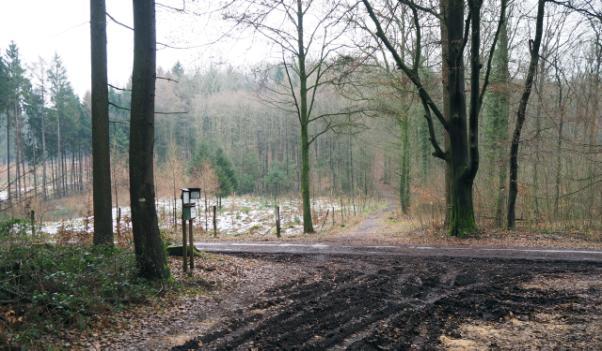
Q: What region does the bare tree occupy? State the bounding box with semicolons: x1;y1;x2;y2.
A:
361;0;507;236
225;0;353;233
507;0;546;229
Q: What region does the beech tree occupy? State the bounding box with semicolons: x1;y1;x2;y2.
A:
130;0;169;280
484;0;510;226
225;0;352;233
361;0;507;236
507;0;546;229
90;0;114;246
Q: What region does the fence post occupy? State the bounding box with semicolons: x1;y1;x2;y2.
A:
332;206;335;226
182;218;188;273
30;210;35;237
212;205;217;237
188;219;194;273
117;208;122;239
275;206;281;238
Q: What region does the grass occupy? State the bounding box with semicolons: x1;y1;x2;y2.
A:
0;220;163;349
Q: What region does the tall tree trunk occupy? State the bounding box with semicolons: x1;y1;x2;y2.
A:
6;107;11;205
297;0;314;233
439;0;452;226
51;155;56;197
79;146;84;191
399;114;410;214
531;45;547;221
507;0;546;229
587;31;601;225
33;145;37;198
130;0;169;280
553;61;564;218
57;111;62;197
300;125;314;232
15;103;21;201
41;98;48;200
446;0;477;236
488;2;510;227
91;0;114;246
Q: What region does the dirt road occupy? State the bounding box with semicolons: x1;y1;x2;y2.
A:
173;253;602;350
194;241;602;262
166;188;602;350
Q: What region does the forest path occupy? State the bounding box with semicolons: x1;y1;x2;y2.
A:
329;181;403;243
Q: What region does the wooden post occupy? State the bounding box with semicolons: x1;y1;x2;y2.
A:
204;195;208;232
275;206;281;238
188;219;194;272
332;206;335;226
116;208;121;239
212;205;217;237
30;210;35;237
182;218;188;273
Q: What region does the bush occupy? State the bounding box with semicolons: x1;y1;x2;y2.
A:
0;218;28;238
0;243;156;347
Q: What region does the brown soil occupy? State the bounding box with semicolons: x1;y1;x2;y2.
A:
169;253;602;350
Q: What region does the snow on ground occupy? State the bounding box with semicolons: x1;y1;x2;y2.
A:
38;196;354;237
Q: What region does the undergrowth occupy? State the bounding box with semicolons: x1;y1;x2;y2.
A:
0;221;161;349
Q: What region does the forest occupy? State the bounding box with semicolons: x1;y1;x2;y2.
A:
1;0;602;349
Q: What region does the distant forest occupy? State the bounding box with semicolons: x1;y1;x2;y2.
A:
1;0;601;235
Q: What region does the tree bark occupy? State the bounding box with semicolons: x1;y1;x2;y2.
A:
15;103;21;201
553;60;564;218
297;0;314;233
507;0;546;229
439;0;452;226
6;107;11;205
491;3;510;227
446;0;477;236
91;0;114;246
57;108;63;197
399;114;410;214
41;85;48;200
130;0;169;280
531;44;548;221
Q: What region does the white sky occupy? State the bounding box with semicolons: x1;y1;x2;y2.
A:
0;0;275;97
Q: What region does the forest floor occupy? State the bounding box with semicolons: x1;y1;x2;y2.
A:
58;253;602;350
28;187;602;349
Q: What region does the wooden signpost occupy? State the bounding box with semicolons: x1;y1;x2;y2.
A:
181;188;201;274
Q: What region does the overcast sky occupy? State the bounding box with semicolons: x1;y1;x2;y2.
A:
0;0;274;97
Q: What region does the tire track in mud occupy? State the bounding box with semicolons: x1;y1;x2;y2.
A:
173;255;602;350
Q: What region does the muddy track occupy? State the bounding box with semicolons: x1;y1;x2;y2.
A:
173;254;602;350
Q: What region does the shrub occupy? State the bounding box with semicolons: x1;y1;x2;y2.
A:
0;243;156;347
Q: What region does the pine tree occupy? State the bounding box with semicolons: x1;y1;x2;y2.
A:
5;42;28;202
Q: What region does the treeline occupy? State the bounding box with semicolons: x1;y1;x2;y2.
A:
0;44;378;215
108;64;378;200
3;0;601;235
0;43;91;209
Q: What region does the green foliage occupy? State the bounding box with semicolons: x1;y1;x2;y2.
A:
108;86;131;152
0;54;9;110
238;154;260;194
190;143;238;196
214;148;237;196
0;244;156;347
264;162;291;196
0;218;28;237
